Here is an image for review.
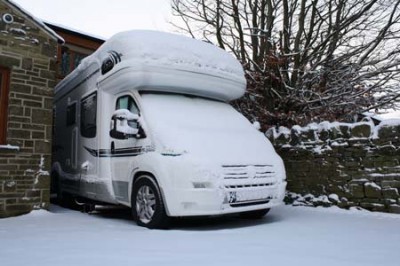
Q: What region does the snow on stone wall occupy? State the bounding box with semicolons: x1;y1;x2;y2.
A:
267;119;400;213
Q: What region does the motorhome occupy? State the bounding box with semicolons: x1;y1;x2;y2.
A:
52;30;287;228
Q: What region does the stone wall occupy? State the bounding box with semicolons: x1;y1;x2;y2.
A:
267;119;400;213
0;2;58;217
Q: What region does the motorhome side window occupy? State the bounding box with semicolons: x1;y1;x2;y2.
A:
81;92;97;138
66;103;76;126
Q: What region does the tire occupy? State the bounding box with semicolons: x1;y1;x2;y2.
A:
239;208;270;219
131;176;169;229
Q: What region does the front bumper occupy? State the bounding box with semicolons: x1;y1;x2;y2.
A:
164;181;287;217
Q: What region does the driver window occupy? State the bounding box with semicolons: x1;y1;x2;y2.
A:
116;95;139;128
116;95;139;115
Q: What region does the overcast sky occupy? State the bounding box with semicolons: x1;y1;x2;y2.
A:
12;0;174;39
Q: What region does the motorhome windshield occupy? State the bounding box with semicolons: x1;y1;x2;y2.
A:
140;93;252;133
139;93;272;161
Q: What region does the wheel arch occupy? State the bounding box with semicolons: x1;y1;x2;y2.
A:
131;171;171;216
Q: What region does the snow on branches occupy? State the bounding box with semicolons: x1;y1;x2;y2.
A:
172;0;400;127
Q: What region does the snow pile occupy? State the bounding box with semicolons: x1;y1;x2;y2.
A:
286;192;340;207
0;144;20;150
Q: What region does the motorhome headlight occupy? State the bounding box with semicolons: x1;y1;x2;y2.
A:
192;181;213;189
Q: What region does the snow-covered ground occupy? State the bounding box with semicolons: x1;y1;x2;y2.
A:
1;205;399;266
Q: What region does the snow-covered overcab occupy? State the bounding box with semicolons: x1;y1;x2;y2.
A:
52;30;287;228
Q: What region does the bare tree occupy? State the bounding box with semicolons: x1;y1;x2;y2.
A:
172;0;400;127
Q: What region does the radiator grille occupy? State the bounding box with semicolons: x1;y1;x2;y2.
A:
222;164;276;188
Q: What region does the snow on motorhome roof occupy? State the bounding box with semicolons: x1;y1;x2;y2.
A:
57;30;246;101
91;30;244;80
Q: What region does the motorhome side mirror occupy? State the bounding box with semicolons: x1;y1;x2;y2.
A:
110;109;140;139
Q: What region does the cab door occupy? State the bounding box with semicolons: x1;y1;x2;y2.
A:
109;93;146;204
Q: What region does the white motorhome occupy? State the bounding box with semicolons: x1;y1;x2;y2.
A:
52;30;286;228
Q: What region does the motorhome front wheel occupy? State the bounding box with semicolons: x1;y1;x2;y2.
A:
131;176;169;229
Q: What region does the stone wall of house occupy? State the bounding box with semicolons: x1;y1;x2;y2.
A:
267;120;400;214
0;2;58;217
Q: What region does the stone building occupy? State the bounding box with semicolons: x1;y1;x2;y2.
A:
0;0;104;218
0;0;63;217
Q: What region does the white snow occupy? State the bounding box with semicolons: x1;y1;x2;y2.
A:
95;30;243;79
331;141;349;147
252;121;261;130
42;20;105;41
268;119;400;155
328;194;340;202
36;154;49;177
365;182;381;190
140;93;277;165
5;181;16;187
312;145;332;154
6;0;64;43
70;30;246;102
372;118;400;139
0;144;20;150
0;204;399;266
9;27;27;35
112;109;139;121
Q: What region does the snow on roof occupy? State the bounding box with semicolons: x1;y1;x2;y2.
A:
44;21;105;43
79;30;246;101
4;0;64;43
95;30;243;76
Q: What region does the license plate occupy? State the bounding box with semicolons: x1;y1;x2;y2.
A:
228;188;272;203
228;191;237;203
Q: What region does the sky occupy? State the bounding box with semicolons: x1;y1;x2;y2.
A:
11;0;174;39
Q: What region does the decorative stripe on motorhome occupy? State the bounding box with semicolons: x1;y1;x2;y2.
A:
84;146;145;157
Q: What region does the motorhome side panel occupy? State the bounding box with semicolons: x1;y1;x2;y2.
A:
53;63;105;201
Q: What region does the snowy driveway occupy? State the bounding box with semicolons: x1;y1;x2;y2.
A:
0;205;399;266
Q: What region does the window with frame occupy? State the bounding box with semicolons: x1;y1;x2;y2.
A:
0;67;10;144
116;95;140;128
66;102;77;126
80;92;97;138
116;95;140;115
59;47;88;77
